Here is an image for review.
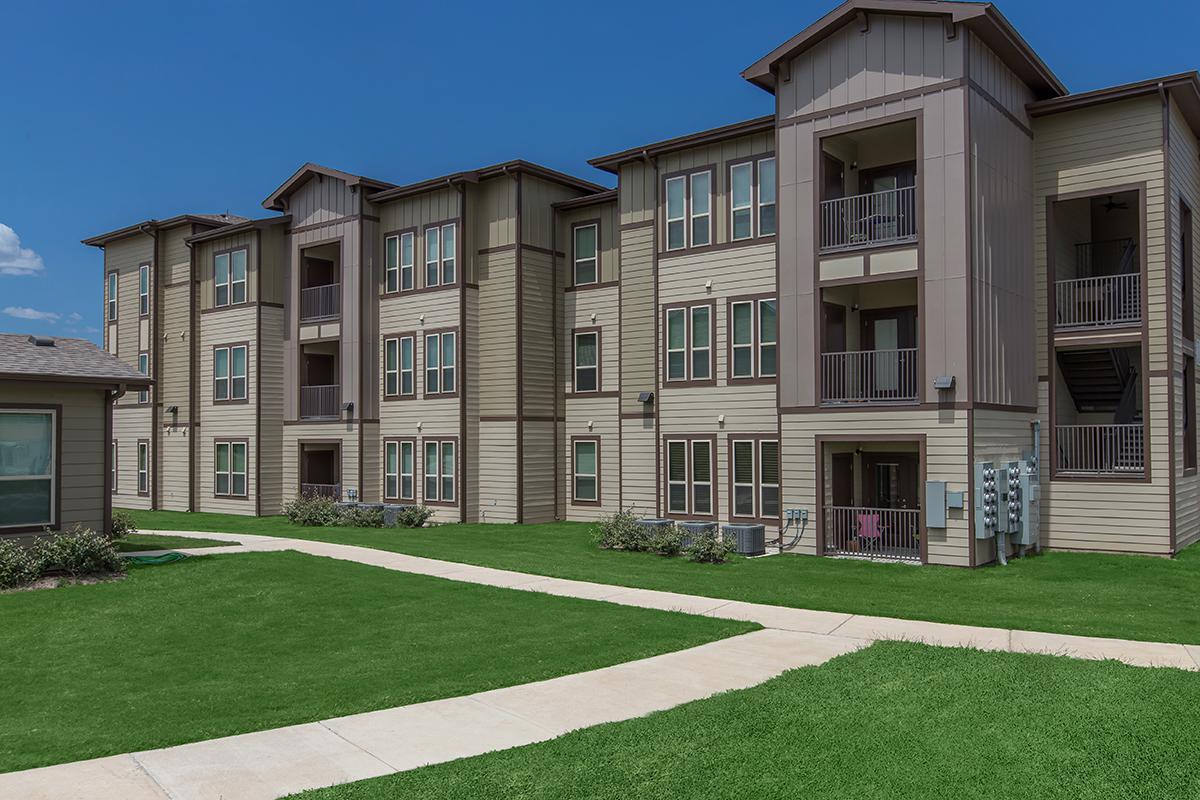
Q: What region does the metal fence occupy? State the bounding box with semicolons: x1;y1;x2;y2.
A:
300;284;340;321
300;384;340;419
821;348;919;404
1055;273;1141;329
823;506;921;561
819;185;917;251
1055;424;1145;475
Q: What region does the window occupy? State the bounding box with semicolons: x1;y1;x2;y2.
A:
214;248;247;307
665;438;713;516
441;223;456;285
423;439;455;503
731;163;754;240
664;169;713;251
573;223;598;285
425;227;439;287
731;438;780;520
760;440;780;518
110;440;117;493
666;176;686;250
384;231;415;293
213;344;248;402
400;231;415;291
664;304;713;382
423;223;457;288
758;157;777;236
137;440;149;496
729;297;778;380
384;335;416;398
384;440;416;500
106;272;118;321
1187;357;1197;472
690;172;711;247
137;352;149;404
215;441;247;497
139;264;150;316
0;409;56;529
573;439;599;503
424;331;456;395
573;330;599;392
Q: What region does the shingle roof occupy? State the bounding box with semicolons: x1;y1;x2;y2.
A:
0;334;152;387
81;214;249;248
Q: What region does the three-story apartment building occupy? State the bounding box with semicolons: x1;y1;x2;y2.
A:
86;0;1200;566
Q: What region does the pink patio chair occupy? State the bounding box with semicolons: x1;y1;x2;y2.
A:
857;512;887;551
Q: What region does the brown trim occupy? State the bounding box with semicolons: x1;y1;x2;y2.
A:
565;391;619;399
618;219;655;232
479;415;518;422
184;214;291;245
620;411;656;420
726;152;778;245
571;325;603;394
210;245;250;311
421;326;460;399
569;436;602;507
660;164;716;254
83;214;236;248
381;331;418;401
104;396;114;533
137;261;152;318
420;436;460;507
726;433;782;526
778;78;968;130
254;226;263;516
136;350;151;405
1028;72;1200;134
780;402;974;414
296;439;342;499
658;236;778;261
653;157;662;517
136;438;150;497
1053;330;1143;349
211;341;251;405
661;299;717;387
660;434;719;521
380;226;418;296
358;210;366;501
212;438;251;500
726;292;778;385
564;280;618;293
285;215;369;236
188;224;198;512
0;373;149;389
382;437;417;502
553;189;617;211
967;78;1034;139
366;159;605;203
570;218;602;288
1164;91;1177;553
590;116;775;173
0;403;63;535
413;218;463;294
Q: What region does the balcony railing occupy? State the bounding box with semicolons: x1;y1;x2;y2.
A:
300;284;340;322
300;384;340;420
821;348;919;404
1055;424;1144;476
1055;274;1141;330
300;483;341;500
820;185;917;252
824;505;921;562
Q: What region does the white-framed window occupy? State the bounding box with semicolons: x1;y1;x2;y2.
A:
665;438;713;516
423;223;457;288
731;162;754;241
213;345;247;402
137;352;149;404
573;330;599;392
690;171;711;247
664;304;712;382
215;441;247;497
137;441;149;495
425;227;440;287
665;176;686;250
106;272;118;321
730;438;780;519
139;264;150;316
386;231;416;293
441;223;456;285
732;439;756;517
759;299;777;377
385;235;399;293
384;440;415;501
384;336;416;398
215;248;247;307
573;439;599;502
729;298;777;379
0;409;56;529
758;157;777;236
425;331;456;394
760;439;780;519
423;439;455;503
573;223;598;285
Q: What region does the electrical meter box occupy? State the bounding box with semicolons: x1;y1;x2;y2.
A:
974;458;1041;546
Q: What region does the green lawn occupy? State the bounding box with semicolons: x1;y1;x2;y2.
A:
292;641;1200;800
124;508;1200;645
115;532;235;552
0;551;751;773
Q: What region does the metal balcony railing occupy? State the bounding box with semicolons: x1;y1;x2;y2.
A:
300;284;340;322
1055;273;1141;329
300;384;340;420
819;185;917;251
824;506;921;562
821;348;919;404
1055;424;1144;476
300;483;341;499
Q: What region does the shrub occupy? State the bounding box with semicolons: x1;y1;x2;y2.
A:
109;509;137;541
683;530;734;564
394;505;434;529
339;505;384;528
649;526;685;557
0;539;41;590
283;493;341;527
34;525;124;578
594;508;655;552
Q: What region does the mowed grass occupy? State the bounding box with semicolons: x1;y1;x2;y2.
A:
127;508;1200;645
0;551;753;773
115;532;235;552
294;642;1200;800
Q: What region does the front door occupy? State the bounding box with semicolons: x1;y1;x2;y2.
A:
860;452;919;510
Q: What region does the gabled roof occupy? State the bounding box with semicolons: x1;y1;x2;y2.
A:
82;213;244;248
588;116;776;174
186;215;291;245
1028;71;1200;139
0;334;152;388
366;160;607;204
741;0;1065;99
262;163;396;211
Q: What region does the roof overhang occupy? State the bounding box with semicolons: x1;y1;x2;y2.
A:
366;160;607;204
82;214;234;248
588;116;776;174
552;189;618;211
1028;72;1200;138
0;372;154;389
262;163;396;211
186;215;291;245
741;0;1065;99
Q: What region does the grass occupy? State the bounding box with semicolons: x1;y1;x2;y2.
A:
0;551;752;773
115;532;235;552
125;508;1200;645
291;641;1200;800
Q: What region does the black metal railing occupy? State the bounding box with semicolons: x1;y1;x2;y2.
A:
820;185;917;251
823;506;921;562
821;348;919;404
300;384;340;419
300;284;340;322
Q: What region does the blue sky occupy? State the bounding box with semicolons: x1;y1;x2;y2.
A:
1;0;1196;344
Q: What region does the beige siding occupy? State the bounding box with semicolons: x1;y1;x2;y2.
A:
283;423;359;505
111;406;152;510
477;251;517;416
159;431;190;512
106;235;154;407
618;162;656;227
522;421;555;522
620;416;657;517
618;226;655;415
563;286;619;394
522;176;582;251
197;307;258;515
259;305;286;514
478;421;518;523
196;230;259;312
559;201;619;286
560;397;620;521
522;249;556;418
464;287;481;522
972;409;1040;563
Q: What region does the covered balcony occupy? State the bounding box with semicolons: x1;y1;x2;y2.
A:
820;278;919;405
299;242;341;322
300;442;340;499
1050;191;1141;331
300;342;340;420
821;440;922;562
819;118;918;253
1053;345;1144;477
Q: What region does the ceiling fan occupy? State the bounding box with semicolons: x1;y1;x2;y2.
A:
1101;195;1129;213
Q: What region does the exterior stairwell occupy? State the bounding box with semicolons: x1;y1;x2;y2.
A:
1056;349;1144;475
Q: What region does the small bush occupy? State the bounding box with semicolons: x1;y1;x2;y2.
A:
109;509;137;541
0;540;42;590
649;526;685;557
283;493;341;527
684;530;734;564
34;525;125;578
594;508;656;552
394;505;433;529
340;506;385;528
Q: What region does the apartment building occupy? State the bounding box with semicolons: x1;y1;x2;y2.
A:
85;0;1200;566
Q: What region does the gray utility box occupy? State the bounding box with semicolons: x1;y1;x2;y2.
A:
722;524;766;556
678;520;717;549
636;518;674;531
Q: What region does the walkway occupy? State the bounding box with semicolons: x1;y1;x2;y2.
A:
4;529;1198;800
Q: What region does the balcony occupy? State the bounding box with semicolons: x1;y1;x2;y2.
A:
300;384;340;420
823;505;921;562
300;482;342;499
821;438;922;562
820;348;919;404
1053;345;1144;477
1049;192;1141;332
1055;424;1144;476
1055;272;1140;330
300;284;340;322
819;185;918;252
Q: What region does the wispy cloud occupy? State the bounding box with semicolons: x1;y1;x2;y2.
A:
0;224;46;276
66;312;82;323
4;306;60;322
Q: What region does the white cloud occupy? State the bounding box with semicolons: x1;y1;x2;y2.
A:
3;306;60;322
0;224;46;276
66;312;82;323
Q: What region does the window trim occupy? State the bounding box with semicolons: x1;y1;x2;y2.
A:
382;437;417;501
138;263;151;317
214;439;249;499
662;434;718;520
421;221;460;291
213;246;249;309
382;332;417;400
382;228;418;296
137;439;150;497
137;351;150;404
570;436;601;506
726;153;778;243
212;342;250;405
571;326;602;395
0;404;60;532
662;301;716;387
571;220;601;287
729;161;755;242
727;434;782;524
423;327;459;398
757;155;777;237
726;293;778;384
662;166;716;253
421;436;458;507
106;271;118;322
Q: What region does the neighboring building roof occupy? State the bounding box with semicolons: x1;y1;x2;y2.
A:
185;215;291;245
366;159;608;204
1028;71;1200;138
553;189;618;211
0;334;153;387
587;116;776;174
741;0;1065;99
82;213;246;248
261;163;396;211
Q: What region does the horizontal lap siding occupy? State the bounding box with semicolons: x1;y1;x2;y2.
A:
198;307;258;515
111;406;152;510
559;202;619;285
478;421;518;523
620;416;657;518
522;249;556;418
282;423;359;505
159;433;189;512
260;306;285;515
522;422;555;523
564;287;619;393
619;223;655;513
465;288;480;522
972;409;1039;564
561;397;620;521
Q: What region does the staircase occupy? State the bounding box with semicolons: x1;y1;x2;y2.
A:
1056;349;1136;413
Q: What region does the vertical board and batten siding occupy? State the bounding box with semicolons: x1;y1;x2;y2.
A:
1032;96;1172;554
777;13;969;408
1168;100;1200;549
197;230;259;311
968;36;1037;408
473;178;518;257
559;202;619;286
198;307;258;515
260;225;288;306
971;409;1039;564
618;161;655;227
522;176;582;250
259;305;285;514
